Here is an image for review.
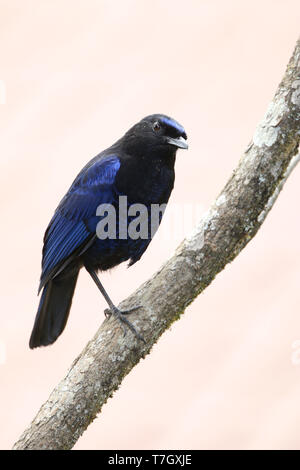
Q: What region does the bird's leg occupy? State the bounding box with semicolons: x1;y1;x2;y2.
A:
87;270;145;343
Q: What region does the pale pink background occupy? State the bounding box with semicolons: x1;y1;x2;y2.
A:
0;0;300;450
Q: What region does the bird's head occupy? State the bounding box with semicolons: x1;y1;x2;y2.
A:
122;114;188;157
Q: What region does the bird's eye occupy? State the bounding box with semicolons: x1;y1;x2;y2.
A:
153;121;161;132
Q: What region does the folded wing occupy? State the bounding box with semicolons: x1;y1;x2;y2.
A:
38;155;121;292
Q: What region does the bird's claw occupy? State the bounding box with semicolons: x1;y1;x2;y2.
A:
120;305;142;315
104;305;145;343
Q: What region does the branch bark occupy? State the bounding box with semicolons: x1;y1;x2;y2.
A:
13;38;300;450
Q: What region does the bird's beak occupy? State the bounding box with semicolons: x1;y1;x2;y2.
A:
166;136;188;149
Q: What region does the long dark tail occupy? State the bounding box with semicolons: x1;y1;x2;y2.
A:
29;269;79;349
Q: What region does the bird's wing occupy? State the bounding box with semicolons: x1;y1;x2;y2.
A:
39;155;121;292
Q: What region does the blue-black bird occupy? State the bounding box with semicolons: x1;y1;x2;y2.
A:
29;114;188;348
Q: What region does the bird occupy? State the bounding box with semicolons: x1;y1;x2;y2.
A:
29;114;188;348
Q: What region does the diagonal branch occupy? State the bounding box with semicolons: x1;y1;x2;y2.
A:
13;38;300;450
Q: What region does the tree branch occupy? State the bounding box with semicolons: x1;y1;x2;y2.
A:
13;38;300;450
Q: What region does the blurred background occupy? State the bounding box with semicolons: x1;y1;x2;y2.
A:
1;0;300;450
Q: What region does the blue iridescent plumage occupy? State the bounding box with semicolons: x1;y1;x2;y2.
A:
160;116;186;136
39;156;120;290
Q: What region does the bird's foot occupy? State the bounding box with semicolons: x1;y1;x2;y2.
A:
104;305;145;343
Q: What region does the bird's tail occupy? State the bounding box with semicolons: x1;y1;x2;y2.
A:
29;269;79;349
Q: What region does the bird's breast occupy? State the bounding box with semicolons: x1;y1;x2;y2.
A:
116;158;175;206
